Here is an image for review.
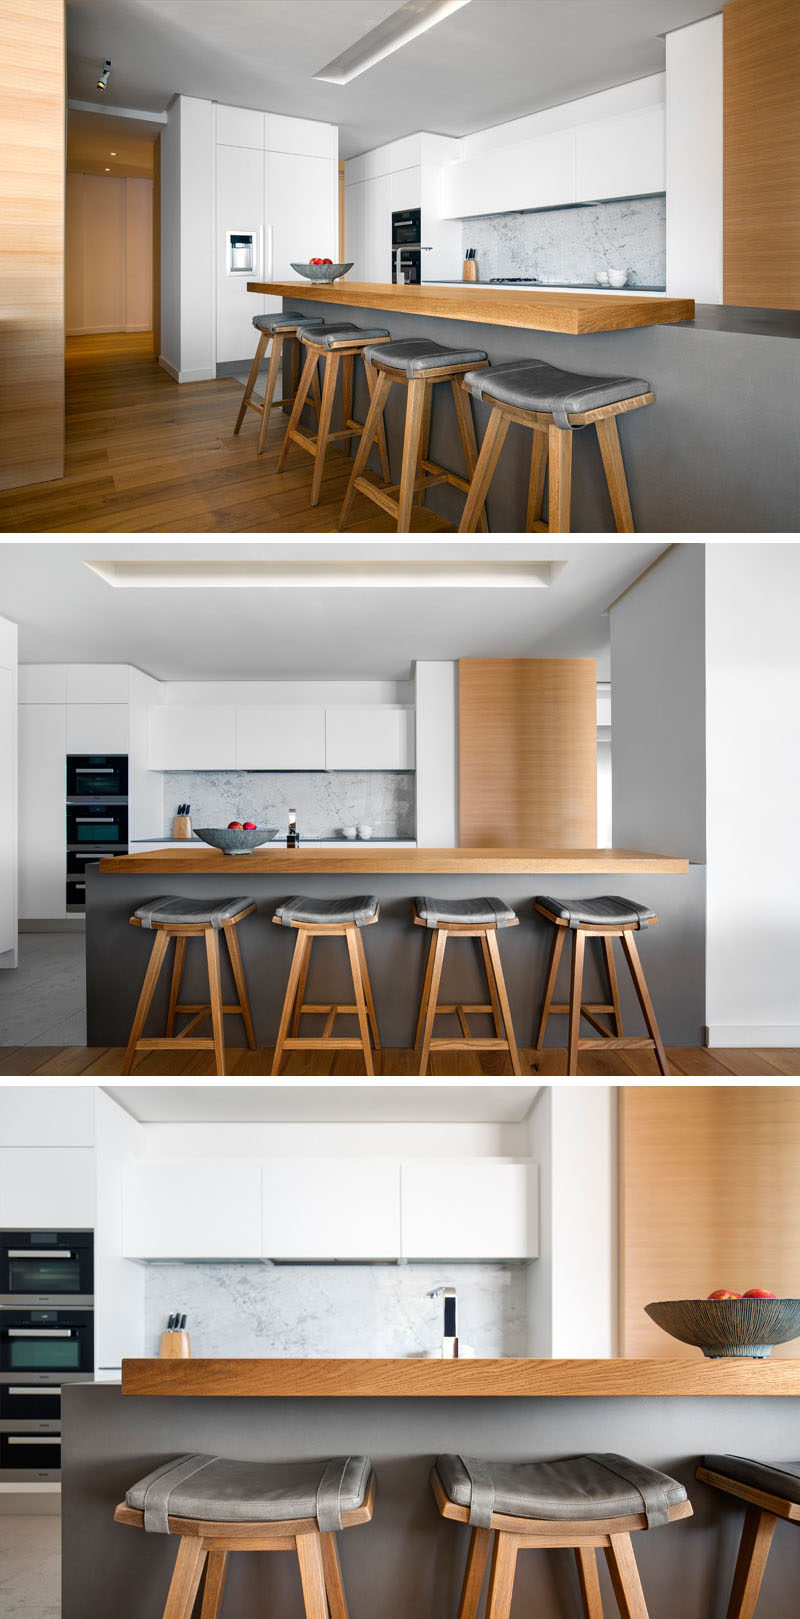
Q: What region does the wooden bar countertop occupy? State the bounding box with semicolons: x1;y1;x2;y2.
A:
100;846;688;876
121;1357;800;1399
246;279;695;335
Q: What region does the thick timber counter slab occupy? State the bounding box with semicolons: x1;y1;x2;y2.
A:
246;279;695;334
121;1356;800;1399
99;846;688;876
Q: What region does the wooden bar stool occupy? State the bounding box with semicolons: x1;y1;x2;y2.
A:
337;337;490;532
433;1451;691;1619
533;895;669;1077
412;896;521;1077
276;323;392;506
122;896;256;1077
271;894;381;1075
697;1454;800;1618
233;312;324;455
114;1452;375;1619
458;358;654;532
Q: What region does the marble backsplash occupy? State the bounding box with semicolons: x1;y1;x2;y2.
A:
162;771;416;840
462;194;666;287
145;1262;529;1358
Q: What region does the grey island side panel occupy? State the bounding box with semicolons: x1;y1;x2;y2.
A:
287;295;800;533
62;1383;798;1619
85;864;705;1048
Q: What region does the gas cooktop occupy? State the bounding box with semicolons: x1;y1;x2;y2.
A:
489;276;542;284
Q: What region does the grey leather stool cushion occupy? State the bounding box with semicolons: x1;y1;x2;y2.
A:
463;358;651;431
414;896;517;928
435;1453;686;1530
299;322;390;350
134;896;254;929
126;1453;373;1534
252;313;324;334
275;894;379;928
703;1454;800;1506
535;895;656;929
363;337;488;376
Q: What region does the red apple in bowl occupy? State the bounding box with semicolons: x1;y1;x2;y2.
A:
322;258;332;265
242;821;257;831
707;1289;742;1299
744;1288;777;1298
227;820;243;830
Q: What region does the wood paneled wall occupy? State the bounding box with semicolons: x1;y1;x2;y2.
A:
620;1087;800;1356
0;0;65;490
458;659;597;847
723;0;800;308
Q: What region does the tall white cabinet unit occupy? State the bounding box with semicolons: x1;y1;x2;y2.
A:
345;133;460;283
0;614;18;966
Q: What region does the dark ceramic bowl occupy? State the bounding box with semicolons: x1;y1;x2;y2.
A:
290;261;353;282
194;827;277;855
645;1297;800;1358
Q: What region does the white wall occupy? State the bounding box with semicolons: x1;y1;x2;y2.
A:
94;1090;145;1375
66;174;153;335
414;661;457;847
0;614;18;967
705;544;800;1046
666;15;723;302
160;96;215;382
160;103;180;373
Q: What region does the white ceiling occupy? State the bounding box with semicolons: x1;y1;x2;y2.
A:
103;1083;540;1122
66;0;729;158
67;109;158;178
0;540;668;680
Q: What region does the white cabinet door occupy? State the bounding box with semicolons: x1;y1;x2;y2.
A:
19;665;67;703
0;1088;94;1147
265;113;335;159
401;1162;538;1259
216;143;268;363
390;166;422;213
262;1160;401;1259
575;105;665;202
19;704;66;920
265;151;336;278
0;1148;95;1226
66;666;130;703
66;704;129;753
235;705;326;769
345;180;367;281
325;707;415;769
366;135;420;178
365;174;392;282
0;669;14;952
124;1162;262;1258
148;707;237;770
442;132;575;217
216;105;264;149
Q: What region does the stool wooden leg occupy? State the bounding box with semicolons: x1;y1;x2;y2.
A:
567;928;586;1076
341;352;354;459
397;375;427;532
603;936;623;1038
290;931;312;1038
122;928;171;1075
480;934;504;1038
535;924;566;1056
619;932;670;1076
200;1549;229;1619
526;428;548;531
310;352;341;506
419;928;447;1076
604;1532;650;1619
458;407;510;532
272;928;310;1075
296;1532;329;1619
724;1504;777;1619
596;415;635;533
256;332;284;455
415;381;433;508
277;347;318;472
366;361;392;484
355;927;381;1050
310;360;322;419
485;1532;518;1619
234;331;268;434
576;1545;604;1618
458;1526;493;1619
414;930;438;1049
204;927;226;1076
451;380;489;533
290;335;300;398
338;369;392;529
548;424;573;532
320;1533;350;1619
485;928;522;1076
346;925;374;1075
162;1537;208;1619
165;935;187;1038
223;921;256;1049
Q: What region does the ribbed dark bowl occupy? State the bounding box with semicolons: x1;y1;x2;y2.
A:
290;261;353;282
194;827;277;854
645;1297;800;1358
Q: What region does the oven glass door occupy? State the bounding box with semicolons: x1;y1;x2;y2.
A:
0;1384;63;1422
4;1330;83;1372
67;805;128;845
67;755;128;798
0;1434;62;1470
7;1249;83;1296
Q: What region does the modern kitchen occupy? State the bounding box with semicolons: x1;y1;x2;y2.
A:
1;0;797;533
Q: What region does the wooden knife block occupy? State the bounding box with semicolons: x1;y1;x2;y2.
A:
172;815;193;841
160;1330;191;1359
462;259;478;282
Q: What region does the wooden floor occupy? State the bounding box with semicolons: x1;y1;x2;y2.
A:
0;1046;798;1078
0;333;448;533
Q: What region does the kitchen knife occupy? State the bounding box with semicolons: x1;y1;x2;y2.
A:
179;1315;187;1331
167;1315;175;1331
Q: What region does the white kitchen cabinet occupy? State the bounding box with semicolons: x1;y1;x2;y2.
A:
265;151;336;279
0;1088;94;1147
262;1160;401;1259
390;166;422;213
401;1161;538;1259
344;179;367;281
0;667;14;953
0;1148;95;1227
124;1161;261;1258
66;703;129;753
216;104;264;149
366;134;420;178
235;704;325;769
19;703;67;919
19;665;67;703
216;143;269;364
325;706;415;770
442;131;575;218
575;105;665;202
365;173;392;282
265;112;335;160
148;706;237;770
66;665;131;704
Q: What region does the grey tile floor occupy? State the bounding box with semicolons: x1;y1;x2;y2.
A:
0;935;86;1046
0;1514;60;1618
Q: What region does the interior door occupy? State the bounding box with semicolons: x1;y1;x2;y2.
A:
265;151;336;281
0;669;14;952
216;143;266;363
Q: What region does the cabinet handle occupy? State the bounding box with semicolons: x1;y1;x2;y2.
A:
265;223;274;280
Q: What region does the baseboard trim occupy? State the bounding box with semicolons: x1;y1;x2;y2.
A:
19;919;86;933
706;1024;800;1048
158;355;179;381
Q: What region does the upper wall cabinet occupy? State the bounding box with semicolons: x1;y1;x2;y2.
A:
442;131;576;219
325;706;415;770
235;705;326;769
216;105;264;149
265;113;335;159
124;1162;262;1259
66;666;131;703
19;665;67;703
148;707;237;770
574;105;665;202
0;1087;94;1147
262;1160;402;1259
0;1148;96;1227
401;1161;538;1260
66;703;129;754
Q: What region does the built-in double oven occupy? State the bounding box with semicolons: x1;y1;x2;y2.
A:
66;753;129;914
391;207;422;284
0;1231;94;1482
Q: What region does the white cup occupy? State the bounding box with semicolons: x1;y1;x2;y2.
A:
342;825;357;840
358;824;373;840
608;267;628;288
595;269;609;285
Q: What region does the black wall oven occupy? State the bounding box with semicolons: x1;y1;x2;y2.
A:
66;752;129;914
0;1230;94;1307
66;754;128;798
0;1232;94;1481
0;1309;94;1376
391;207;422;284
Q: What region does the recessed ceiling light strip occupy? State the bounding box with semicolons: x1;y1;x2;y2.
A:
314;0;473;85
84;560;559;590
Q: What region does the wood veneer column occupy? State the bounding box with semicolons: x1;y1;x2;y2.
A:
723;0;800;308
